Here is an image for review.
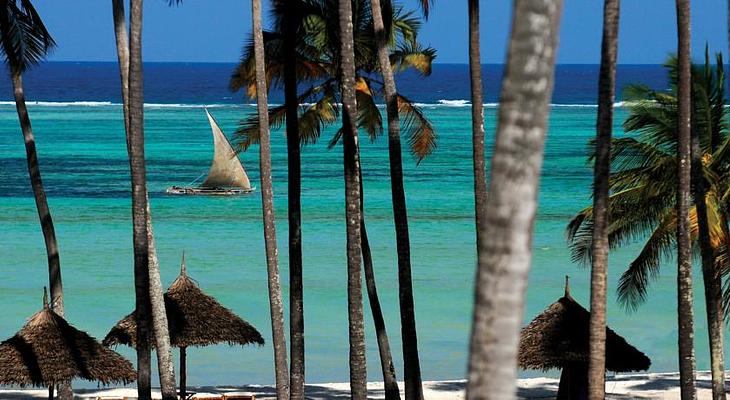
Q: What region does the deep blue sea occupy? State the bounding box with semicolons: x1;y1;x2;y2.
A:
0;62;718;388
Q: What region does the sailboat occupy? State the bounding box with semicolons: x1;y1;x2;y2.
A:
167;108;254;196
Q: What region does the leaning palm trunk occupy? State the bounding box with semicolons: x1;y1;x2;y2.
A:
11;74;64;318
675;1;697;399
368;0;419;398
11;71;72;400
339;0;367;397
690;96;725;398
282;2;305;398
146;206;177;400
587;1;619;399
359;169;401;400
466;1;563;399
252;0;291;398
112;1;176;398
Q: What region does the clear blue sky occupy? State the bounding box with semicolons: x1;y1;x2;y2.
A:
33;0;727;64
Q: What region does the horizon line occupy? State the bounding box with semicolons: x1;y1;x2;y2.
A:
40;60;674;66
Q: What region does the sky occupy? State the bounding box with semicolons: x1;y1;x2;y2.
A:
33;0;728;64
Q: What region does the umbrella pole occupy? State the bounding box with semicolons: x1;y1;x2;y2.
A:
180;346;187;399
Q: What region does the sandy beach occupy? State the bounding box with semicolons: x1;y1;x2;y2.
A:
0;372;722;399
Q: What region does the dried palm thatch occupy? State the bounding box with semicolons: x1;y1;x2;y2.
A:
518;277;651;373
103;255;264;349
0;291;136;388
104;254;264;399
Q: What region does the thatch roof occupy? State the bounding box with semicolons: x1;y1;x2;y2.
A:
518;278;651;373
0;293;136;387
103;256;264;349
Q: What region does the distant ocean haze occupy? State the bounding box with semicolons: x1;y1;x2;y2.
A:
0;62;717;388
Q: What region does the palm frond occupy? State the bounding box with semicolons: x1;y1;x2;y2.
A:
617;212;677;310
234;104;287;150
389;43;436;76
397;93;435;162
356;77;382;141
0;0;55;73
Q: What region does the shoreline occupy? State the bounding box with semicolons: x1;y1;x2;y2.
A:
0;371;722;399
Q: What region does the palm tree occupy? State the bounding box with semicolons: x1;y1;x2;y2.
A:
338;0;367;395
691;51;726;400
231;5;434;397
466;0;563;399
111;2;177;399
368;0;423;397
359;168;401;400
676;1;696;398
126;1;153;397
280;1;305;398
0;1;69;398
125;1;177;399
587;1;619;399
468;0;487;255
567;52;730;400
466;2;487;398
251;0;290;399
146;211;177;400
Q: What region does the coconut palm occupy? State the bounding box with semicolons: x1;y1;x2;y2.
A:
466;2;487;398
125;1;154;398
690;53;726;400
0;0;63;335
250;0;290;399
466;0;563;399
231;3;433;398
124;1;177;399
0;2;69;398
468;0;487;249
279;1;305;397
337;0;367;396
675;1;696;398
368;0;422;396
566;52;730;399
587;1;619;399
231;2;435;159
111;2;177;399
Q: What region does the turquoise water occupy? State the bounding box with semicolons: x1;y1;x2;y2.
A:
0;103;719;388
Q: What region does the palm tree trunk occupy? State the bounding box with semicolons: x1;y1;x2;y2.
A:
675;1;697;399
587;1;619;399
690;103;726;399
113;1;176;397
11;73;64;317
128;1;152;398
339;0;367;396
466;1;563;399
359;169;401;400
469;0;488;252
11;71;72;400
368;1;422;398
282;3;305;399
252;0;291;398
146;205;177;400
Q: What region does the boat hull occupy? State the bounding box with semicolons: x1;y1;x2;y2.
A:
166;186;254;196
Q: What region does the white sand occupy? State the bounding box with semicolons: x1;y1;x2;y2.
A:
0;371;721;399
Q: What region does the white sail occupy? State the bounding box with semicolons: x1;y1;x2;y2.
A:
201;109;252;189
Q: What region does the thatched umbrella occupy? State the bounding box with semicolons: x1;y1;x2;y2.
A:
518;277;651;400
0;289;136;400
104;253;264;398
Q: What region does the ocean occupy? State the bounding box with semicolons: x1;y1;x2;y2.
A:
0;63;718;388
